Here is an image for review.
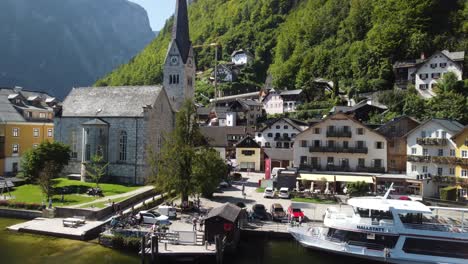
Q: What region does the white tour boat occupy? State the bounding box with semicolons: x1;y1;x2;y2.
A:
289;186;468;264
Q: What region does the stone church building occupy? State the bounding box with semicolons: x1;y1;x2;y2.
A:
54;0;195;184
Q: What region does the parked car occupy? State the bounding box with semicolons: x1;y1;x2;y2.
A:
139;210;170;225
219;180;231;188
251;204;269;220
278;187;290;199
287;205;305;222
158;205;177;219
270;203;286;221
263;187;274;198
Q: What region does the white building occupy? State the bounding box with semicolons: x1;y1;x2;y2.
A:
231;49;253;66
293;113;388;173
255;118;308;149
394;50;464;98
406;119;464;197
262;89;304;115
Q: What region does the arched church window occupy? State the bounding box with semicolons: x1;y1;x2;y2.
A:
169;75;173;84
119;131;127;161
176;75;180;84
96;145;104;157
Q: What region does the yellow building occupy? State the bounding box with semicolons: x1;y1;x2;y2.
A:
235;136;261;172
452;126;468;178
0;87;57;176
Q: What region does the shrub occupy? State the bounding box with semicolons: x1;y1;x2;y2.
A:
440;186;457;201
110;235;141;251
231;173;242;181
346;181;369;197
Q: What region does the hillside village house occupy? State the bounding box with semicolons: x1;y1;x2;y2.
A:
393;50;465;98
226;99;264;126
376;116;420;173
450;126;468;200
329;100;387;122
0;87;58;176
293;113;388;193
406;119;464;198
262;89;305;115
231;49;253;66
54;86;174;185
255;118;308;149
235;135;262;171
200;126;255;160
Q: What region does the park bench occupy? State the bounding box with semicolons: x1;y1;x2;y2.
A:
63;216;86;228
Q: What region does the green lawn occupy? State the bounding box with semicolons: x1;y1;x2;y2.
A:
8;178;139;206
292;197;337;204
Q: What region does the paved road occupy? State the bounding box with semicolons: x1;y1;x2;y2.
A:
200;172;353;222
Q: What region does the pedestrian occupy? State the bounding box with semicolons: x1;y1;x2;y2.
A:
61;193;64;203
192;217;198;231
111;201;116;213
199;217;204;231
48;198;52;209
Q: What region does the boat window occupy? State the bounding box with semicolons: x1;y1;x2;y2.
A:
403;238;468;259
327;228;399;249
355;208;392;220
398;213;423;224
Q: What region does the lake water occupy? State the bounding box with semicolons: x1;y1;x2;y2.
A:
0;218;366;264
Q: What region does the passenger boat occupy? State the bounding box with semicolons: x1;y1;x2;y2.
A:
289;186;468;264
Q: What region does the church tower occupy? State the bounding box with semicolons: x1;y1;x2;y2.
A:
163;0;195;111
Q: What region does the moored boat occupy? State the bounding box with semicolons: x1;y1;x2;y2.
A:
289;186;468;264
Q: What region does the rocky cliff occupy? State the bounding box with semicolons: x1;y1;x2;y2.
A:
0;0;155;98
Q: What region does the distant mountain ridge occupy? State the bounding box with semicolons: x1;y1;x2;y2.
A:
0;0;155;99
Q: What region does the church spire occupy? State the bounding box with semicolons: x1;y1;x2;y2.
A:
172;0;191;63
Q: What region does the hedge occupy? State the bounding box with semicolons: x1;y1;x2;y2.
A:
0;200;42;210
440;186;457;201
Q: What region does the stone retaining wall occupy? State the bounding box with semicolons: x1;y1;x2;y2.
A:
0;208;42;219
55;187;157;220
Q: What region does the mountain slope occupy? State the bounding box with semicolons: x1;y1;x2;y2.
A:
96;0;468;95
0;0;155;99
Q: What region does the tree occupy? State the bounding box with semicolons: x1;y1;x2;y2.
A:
85;154;109;189
346;181;369;197
149;100;208;204
193;148;228;198
38;161;58;200
21;141;70;183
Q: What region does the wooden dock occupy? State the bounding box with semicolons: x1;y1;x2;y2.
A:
141;243;216;256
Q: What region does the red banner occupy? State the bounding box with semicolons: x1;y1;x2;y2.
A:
265;158;271;180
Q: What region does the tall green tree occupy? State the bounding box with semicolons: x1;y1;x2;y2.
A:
21;141;71;183
38;161;58;200
85;154;109;188
149;100;225;203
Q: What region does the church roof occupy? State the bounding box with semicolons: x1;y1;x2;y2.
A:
172;0;191;63
61;86;164;117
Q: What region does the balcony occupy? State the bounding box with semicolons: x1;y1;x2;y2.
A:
299;164;322;171
407;155;431;163
356;166;385;173
309;146;368;154
416;138;448;146
326;164;351;172
326;130;352;138
274;136;291;142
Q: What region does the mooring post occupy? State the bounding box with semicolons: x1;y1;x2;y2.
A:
141;236;146;264
150;235;155;263
215;235;224;264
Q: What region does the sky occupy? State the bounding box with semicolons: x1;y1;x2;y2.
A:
129;0;175;31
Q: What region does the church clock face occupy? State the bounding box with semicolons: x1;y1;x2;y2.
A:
170;56;179;65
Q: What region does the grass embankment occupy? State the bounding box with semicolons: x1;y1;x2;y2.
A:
292;197;337;204
5;178;139;207
256;187;266;193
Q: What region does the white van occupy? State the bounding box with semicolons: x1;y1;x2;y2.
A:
158;205;177;219
271;167;285;179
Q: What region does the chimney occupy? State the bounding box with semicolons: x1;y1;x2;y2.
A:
420;52;425;60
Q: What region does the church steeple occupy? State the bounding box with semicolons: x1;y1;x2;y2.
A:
172;0;191;64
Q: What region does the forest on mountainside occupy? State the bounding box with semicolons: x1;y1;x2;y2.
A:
95;0;468;122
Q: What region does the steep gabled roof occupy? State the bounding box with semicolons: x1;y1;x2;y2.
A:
172;0;191;63
206;203;241;222
61;86;164;117
441;50;465;62
376;115;421;137
236;135;260;148
451;126;468;140
296;112;386;139
259;117;306;132
404;118;465;138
